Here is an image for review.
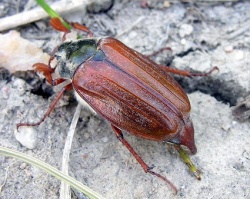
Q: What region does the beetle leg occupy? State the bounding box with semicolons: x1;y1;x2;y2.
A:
111;125;178;193
160;65;219;77
17;84;72;130
50;18;70;33
33;62;66;86
50;18;94;39
49;18;71;41
33;47;59;85
146;47;218;77
111;125;149;171
33;63;55;85
68;21;94;38
146;47;172;58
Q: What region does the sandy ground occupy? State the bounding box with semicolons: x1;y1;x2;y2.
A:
0;0;249;199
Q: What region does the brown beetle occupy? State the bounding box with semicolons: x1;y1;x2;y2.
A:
18;17;217;192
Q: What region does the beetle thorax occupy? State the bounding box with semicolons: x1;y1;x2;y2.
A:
54;39;99;79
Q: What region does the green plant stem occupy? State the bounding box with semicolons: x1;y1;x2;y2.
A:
0;146;105;199
175;145;201;180
36;0;71;30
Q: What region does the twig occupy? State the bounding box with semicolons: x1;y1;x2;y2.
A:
116;16;146;38
0;0;90;32
226;20;250;40
60;103;82;199
0;166;9;193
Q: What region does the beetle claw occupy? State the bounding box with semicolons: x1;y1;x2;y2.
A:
147;165;155;171
147;170;178;194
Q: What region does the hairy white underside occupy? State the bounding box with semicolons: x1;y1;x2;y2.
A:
74;91;97;115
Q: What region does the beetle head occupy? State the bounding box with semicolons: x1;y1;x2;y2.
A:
54;39;99;79
169;118;197;154
179;120;197;154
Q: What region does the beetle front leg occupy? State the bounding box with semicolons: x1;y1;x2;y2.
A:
49;18;94;39
33;63;54;84
33;63;66;86
111;125;178;193
17;84;72;130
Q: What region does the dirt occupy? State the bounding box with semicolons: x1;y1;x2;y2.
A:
0;0;249;199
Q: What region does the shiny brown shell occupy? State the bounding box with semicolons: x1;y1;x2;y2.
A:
72;37;196;153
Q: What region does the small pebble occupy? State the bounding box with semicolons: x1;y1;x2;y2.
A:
163;1;170;8
1;84;9;99
101;136;109;143
24;178;30;183
14;126;38;149
224;45;234;53
13;78;28;96
232;50;244;60
20;163;27;170
87;0;113;13
179;24;194;38
243;150;250;160
84;132;90;139
180;38;187;45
